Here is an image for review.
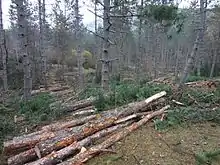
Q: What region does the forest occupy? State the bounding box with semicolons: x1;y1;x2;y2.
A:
0;0;220;164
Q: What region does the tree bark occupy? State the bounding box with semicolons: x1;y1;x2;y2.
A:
75;0;84;89
58;105;170;165
101;0;111;90
4;115;97;156
4;91;166;160
209;47;217;78
16;0;32;101
178;0;207;87
24;123;131;165
0;0;8;91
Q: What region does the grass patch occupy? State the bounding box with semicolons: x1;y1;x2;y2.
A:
195;149;220;165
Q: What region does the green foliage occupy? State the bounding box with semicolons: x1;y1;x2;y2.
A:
19;93;63;124
70;49;95;69
186;75;208;83
180;88;220;105
144;4;178;22
195;149;220;165
154;107;220;131
0;106;16;154
80;81;171;111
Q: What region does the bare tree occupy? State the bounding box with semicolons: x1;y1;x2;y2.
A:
16;0;32;100
101;0;111;90
75;0;84;89
0;0;8;90
179;0;207;86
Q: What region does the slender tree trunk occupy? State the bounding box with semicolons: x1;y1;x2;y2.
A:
209;47;217;78
101;0;111;90
42;0;47;89
16;0;32;100
75;0;84;89
179;0;207;87
0;0;8;90
136;0;144;81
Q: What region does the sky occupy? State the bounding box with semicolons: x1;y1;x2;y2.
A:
2;0;190;29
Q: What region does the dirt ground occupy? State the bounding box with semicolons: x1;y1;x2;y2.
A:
87;122;220;165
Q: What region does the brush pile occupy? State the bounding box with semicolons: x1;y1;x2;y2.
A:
3;91;170;165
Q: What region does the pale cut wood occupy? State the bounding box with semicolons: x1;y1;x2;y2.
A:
58;105;170;165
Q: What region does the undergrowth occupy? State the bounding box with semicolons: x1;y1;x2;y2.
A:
186;75;208;83
19;93;63;124
195;149;220;165
180;88;220;105
154;107;220;131
80;81;171;111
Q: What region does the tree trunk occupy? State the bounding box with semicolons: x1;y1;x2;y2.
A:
179;0;207;87
41;0;47;89
209;47;217;78
136;0;144;81
101;0;111;90
16;0;32;100
0;0;8;91
75;0;84;89
58;106;170;165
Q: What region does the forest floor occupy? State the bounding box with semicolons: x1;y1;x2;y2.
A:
87;122;220;165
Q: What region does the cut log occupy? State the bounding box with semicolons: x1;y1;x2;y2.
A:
62;97;95;112
9;114;141;165
42;115;97;131
25;122;132;165
31;86;70;95
112;91;167;118
71;109;96;117
58;105;170;165
4;91;166;156
4;115;97;156
3;129;67;156
8;116;118;165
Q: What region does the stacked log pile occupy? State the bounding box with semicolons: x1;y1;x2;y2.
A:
3;91;170;165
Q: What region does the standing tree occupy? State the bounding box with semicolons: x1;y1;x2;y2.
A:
0;0;8;90
75;0;84;89
16;0;32;100
179;0;207;86
38;0;47;88
101;0;111;90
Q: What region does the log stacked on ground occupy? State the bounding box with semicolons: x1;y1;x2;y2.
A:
4;91;169;165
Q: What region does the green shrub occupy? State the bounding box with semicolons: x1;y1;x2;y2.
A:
154;107;220;131
181;88;220;105
195;149;220;165
186;75;207;83
19;93;63;124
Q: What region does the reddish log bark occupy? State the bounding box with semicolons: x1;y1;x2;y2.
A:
25;122;132;165
8;117;118;165
42;115;97;131
58;105;170;165
4;115;97;156
5;91;166;164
